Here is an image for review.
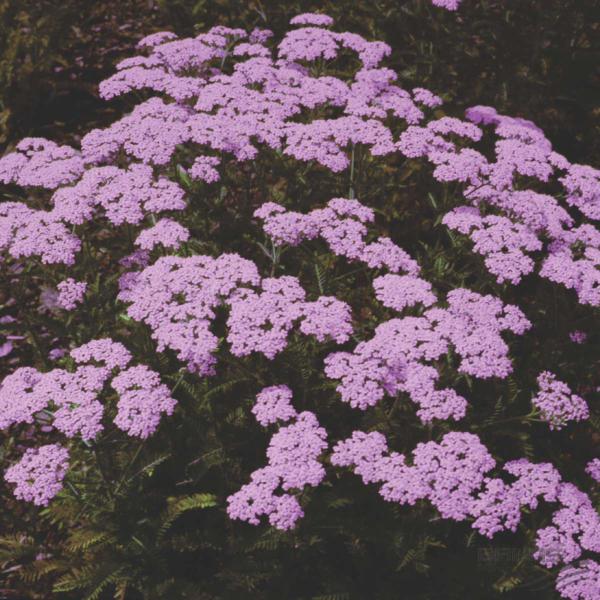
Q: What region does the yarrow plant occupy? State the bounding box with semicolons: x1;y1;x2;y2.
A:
0;9;598;599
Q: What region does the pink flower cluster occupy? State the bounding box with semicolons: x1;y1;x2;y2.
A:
332;429;599;585
252;385;297;426
119;254;353;373
0;162;186;266
443;208;542;284
373;274;436;312
111;365;177;438
586;459;600;483
556;560;600;600
570;330;588;344
255;198;419;275
56;278;87;310
1;338;175;502
534;483;600;568
0;138;84;189
431;0;462;9
83;16;441;179
228;398;327;530
532;371;589;430
331;431;562;532
4;444;70;506
442;107;599;305
134;218;190;251
325;288;529;421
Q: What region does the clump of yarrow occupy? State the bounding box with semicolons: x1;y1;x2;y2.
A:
0;11;598;600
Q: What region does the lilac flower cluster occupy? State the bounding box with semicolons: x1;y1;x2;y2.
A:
534;483;600;568
0;201;81;265
586;459;600;483
0;138;84;188
532;371;589;430
443;208;542;284
0;163;186;266
56;278;87;310
442;107;599;306
4;444;70;506
431;0;462;10
570;330;588;344
228;400;327;530
120;254;353;373
255;198;419;275
1;338;174;501
331;431;560;532
85;16;441;179
556;560;600;600
0;14;598;598
373;274;436;312
134;218;190;251
332;428;599;588
252;385;297;426
111;365;177;438
325;288;529;421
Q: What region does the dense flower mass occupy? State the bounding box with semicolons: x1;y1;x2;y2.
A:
255;198;420;274
111;365;177;438
56;278;87;310
556;560;600;600
1;338;175;500
332;428;598;578
227;408;327;530
532;371;589;430
0;11;598;599
252;385;298;426
324;288;529;419
4;444;70;506
120;254;353;372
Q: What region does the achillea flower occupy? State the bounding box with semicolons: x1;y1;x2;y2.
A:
431;0;461;9
560;164;600;221
227;410;327;530
134;218;190;251
556;560;600;600
586;459;600;483
189;156;221;183
0;367;46;430
534;483;600;568
56;278;87;310
252;385;297;426
299;296;353;344
0;138;84;189
70;338;132;371
373;274;436;312
4;444;69;506
111;365;177;439
569;330;588;344
532;371;589;430
289;13;334;27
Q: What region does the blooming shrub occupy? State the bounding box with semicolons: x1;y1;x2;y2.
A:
0;9;598;600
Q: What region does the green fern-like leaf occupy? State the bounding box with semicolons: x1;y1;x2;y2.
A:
19;558;65;584
0;533;36;562
83;567;128;600
157;493;218;541
66;529;113;553
53;565;98;593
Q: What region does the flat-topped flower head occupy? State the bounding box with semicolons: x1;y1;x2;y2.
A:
4;444;69;506
532;371;589;430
